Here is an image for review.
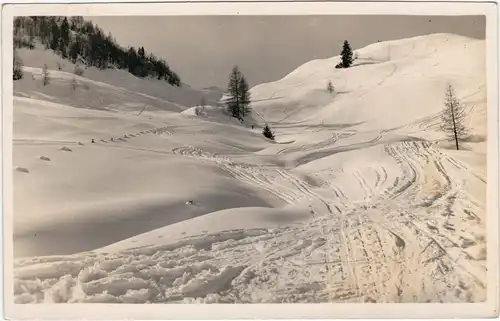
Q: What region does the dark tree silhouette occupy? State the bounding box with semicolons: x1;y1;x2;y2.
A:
340;40;354;68
227;66;242;119
226;66;251;121
262;124;275;140
13;49;23;80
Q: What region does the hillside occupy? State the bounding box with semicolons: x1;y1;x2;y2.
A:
16;46;216;111
251;33;485;141
13;33;487;304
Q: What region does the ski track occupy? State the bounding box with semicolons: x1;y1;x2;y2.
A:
15;126;487;303
276;132;354;155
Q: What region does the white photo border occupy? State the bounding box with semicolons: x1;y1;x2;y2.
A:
2;1;498;319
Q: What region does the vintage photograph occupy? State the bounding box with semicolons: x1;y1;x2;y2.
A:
8;5;495;310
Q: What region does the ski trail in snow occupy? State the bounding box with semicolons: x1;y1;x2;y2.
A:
14;133;486;304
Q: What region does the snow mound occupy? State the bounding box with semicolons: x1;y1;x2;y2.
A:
100;206;311;252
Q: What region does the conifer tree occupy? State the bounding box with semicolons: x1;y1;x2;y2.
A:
226;66;251;120
262;124;275;140
340;40;354;68
68;35;82;63
169;72;181;87
49;17;60;51
59;17;70;57
227;66;242;119
13;49;23;80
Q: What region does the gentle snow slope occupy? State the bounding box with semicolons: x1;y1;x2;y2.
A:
14;34;487;304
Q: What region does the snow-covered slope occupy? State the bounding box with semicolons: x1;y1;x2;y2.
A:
251;33;485;138
16;46;214;109
13;34;488;304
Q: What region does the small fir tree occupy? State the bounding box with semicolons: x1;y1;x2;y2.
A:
262;124;275;140
340;40;354;68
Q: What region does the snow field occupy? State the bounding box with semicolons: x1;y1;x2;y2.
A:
13;33;487;303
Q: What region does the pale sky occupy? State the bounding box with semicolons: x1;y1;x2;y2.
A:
88;15;485;89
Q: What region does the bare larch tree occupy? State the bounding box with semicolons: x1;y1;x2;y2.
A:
440;84;469;150
42;64;50;86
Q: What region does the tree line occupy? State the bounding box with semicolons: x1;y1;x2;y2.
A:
13;16;181;86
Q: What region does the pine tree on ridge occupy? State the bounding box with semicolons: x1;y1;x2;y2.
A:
340;40;354;68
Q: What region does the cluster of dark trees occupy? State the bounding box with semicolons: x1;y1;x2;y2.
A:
225;66;275;140
13;16;181;86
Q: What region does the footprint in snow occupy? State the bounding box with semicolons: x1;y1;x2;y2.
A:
14;166;29;173
39;156;51;161
59;147;72;152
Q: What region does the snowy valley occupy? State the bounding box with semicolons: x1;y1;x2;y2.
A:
13;33;487;304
